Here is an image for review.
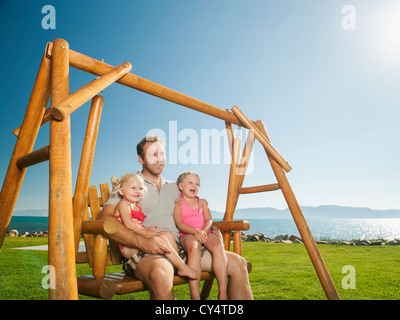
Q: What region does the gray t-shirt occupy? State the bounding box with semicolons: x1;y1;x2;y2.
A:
106;171;181;240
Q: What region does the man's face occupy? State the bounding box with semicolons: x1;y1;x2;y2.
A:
139;141;166;176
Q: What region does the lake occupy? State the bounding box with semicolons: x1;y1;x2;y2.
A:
8;216;400;240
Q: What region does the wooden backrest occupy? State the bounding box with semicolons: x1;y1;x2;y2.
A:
76;183;122;267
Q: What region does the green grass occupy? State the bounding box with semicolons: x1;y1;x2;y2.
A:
0;237;399;300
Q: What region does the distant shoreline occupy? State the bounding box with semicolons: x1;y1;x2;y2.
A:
11;204;400;220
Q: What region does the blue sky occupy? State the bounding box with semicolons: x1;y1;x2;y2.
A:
0;0;399;213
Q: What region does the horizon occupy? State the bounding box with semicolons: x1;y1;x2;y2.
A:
1;1;400;214
11;204;400;218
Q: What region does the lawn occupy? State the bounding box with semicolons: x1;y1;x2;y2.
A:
0;237;399;300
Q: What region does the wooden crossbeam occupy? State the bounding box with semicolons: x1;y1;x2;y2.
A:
51;63;131;121
231;105;292;172
16;145;50;169
238;183;280;194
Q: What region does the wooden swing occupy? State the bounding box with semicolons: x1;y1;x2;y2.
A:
0;38;340;300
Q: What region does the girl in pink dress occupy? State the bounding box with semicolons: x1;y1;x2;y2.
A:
174;171;228;300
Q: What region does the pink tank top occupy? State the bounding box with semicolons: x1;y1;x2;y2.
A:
179;197;205;237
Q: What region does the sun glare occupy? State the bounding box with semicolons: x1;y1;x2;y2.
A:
371;4;400;62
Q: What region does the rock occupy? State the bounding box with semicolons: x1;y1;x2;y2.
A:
20;232;29;237
356;240;371;246
371;241;383;246
289;235;302;242
247;234;259;242
342;241;354;246
293;239;303;244
316;240;328;244
387;240;399;245
8;229;19;237
274;234;288;241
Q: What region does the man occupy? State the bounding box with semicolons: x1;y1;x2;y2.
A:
98;135;253;300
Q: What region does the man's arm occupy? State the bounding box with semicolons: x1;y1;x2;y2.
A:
98;204;171;255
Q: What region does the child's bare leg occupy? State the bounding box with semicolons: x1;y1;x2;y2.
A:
204;233;228;300
160;231;179;252
181;234;202;300
159;233;198;280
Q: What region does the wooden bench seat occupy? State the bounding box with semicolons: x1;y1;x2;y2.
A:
76;183;251;299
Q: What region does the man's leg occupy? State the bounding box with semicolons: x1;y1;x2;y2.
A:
201;250;253;300
135;254;175;300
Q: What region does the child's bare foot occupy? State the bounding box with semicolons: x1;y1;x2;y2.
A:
177;264;198;280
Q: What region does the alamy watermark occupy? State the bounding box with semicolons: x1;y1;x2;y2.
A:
341;265;356;289
342;5;356;30
146;121;255;174
41;5;56;30
41;265;56;290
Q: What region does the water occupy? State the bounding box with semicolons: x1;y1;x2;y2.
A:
243;218;400;241
8;216;400;240
8;216;49;234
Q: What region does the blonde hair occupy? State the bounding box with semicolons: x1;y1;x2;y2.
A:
111;173;147;195
176;171;200;190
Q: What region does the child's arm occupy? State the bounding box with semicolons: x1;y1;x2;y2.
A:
200;199;213;234
174;199;207;243
118;203;157;237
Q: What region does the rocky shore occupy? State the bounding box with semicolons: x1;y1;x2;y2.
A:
6;229;48;237
240;232;400;246
6;229;400;246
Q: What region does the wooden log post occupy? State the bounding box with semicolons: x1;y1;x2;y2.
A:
0;47;51;251
233;128;256;208
223;138;241;250
73;95;104;254
93;234;108;280
255;120;340;300
13;108;51;137
48;38;78;300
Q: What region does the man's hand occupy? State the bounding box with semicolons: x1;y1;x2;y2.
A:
211;222;223;239
136;234;171;255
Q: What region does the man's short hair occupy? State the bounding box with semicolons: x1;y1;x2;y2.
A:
136;135;164;157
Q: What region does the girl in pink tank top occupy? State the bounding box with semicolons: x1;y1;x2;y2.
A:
174;171;228;300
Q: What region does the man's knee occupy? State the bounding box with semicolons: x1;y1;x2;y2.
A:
148;262;174;285
137;256;175;299
227;252;248;276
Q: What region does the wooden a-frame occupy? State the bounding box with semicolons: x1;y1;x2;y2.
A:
0;39;340;300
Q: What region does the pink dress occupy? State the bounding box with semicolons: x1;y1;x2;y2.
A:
179;197;207;237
